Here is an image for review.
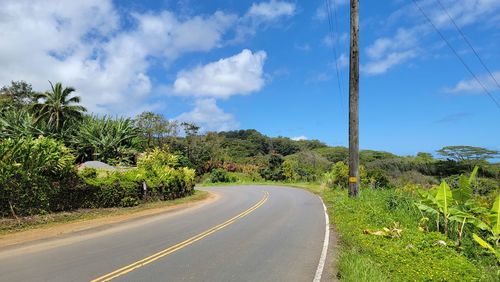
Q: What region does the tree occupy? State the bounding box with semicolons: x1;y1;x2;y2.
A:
270;137;301;156
31;82;86;132
416;152;434;162
437;146;499;163
181;122;200;136
0;81;37;110
136;112;159;147
135;112;177;148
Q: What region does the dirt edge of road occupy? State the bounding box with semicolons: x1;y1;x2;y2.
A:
0;191;217;249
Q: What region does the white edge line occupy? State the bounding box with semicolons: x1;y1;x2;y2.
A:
313;196;330;282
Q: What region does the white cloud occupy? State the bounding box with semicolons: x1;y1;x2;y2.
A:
246;0;296;20
362;50;417;75
446;71;500;94
425;0;500;28
314;0;349;21
291;136;308;141
232;0;296;42
362;0;500;76
338;53;349;68
362;28;419;75
176;98;239;132
0;0;237;115
173;49;267;98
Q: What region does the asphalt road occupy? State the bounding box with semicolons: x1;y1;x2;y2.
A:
0;185;328;282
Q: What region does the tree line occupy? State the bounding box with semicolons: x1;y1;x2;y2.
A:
1;80;498;216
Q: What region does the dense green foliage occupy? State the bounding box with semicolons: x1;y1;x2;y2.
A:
2;80;499;280
71;115;141;164
322;188;490;281
0;81;196;216
0;137;76;216
0;138;195;216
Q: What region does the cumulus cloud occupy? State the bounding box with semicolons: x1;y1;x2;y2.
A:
173;49;267;98
291;136;308;141
0;0;237;114
361;28;420;75
0;0;296;130
446;71;500;94
176;98;239;132
246;0;296;20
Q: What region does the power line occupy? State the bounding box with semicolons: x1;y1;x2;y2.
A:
325;0;345;114
412;0;500;109
435;0;500;89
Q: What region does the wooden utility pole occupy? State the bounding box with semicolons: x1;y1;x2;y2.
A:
348;0;360;197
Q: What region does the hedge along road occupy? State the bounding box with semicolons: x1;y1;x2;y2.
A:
0;186;328;282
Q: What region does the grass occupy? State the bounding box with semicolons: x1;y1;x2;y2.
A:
0;190;209;235
203;181;499;281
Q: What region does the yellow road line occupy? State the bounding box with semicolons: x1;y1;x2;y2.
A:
91;191;269;282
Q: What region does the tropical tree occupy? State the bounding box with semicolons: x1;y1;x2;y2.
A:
0;80;37;111
437;146;499;162
31;81;86;132
136;111;179;147
71;115;140;164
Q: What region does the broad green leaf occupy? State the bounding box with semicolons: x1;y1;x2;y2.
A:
454;175;472;204
473;233;494;251
491;194;500;236
466;217;491;231
469;166;479;183
415;203;439;216
435;181;452;216
448;207;469;222
473;233;500;263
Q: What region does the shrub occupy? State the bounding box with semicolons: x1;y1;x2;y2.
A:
136;149;195;199
390;170;438;188
81;172;141;208
323;162;367;188
259;153;285;181
473;178;499;196
208;169;234;183
282;151;331;182
70;115;140;165
79;167;97;179
0;137;76;216
323;161;349;188
313;146;348;163
365;168;392;189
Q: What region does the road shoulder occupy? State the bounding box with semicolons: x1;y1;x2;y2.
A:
0;191;216;249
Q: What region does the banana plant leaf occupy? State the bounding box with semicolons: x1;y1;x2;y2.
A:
416;203;439;216
436;181;452;216
491;194;500;236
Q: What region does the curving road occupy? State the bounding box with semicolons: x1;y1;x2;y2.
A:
0;186;328;282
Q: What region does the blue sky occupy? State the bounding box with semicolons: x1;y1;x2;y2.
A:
0;0;499;156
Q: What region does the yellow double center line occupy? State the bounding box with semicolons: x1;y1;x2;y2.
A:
91;191;269;282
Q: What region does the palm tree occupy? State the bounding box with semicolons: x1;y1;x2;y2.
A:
32;81;86;132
